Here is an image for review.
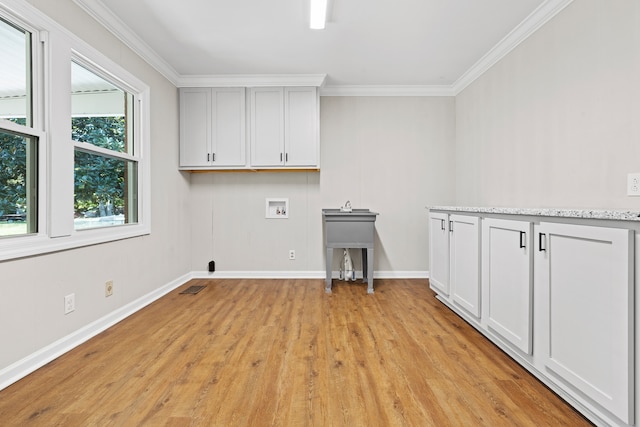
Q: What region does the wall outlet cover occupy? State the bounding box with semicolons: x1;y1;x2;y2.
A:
627;173;640;196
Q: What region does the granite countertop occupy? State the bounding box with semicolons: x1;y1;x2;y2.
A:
429;206;640;221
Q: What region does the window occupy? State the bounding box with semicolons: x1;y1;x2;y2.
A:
71;61;139;230
0;3;150;261
0;16;38;238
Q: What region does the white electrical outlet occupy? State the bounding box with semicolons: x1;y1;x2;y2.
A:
105;280;114;297
627;173;640;196
64;293;75;314
289;249;296;260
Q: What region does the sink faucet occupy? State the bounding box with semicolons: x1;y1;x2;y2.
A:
341;200;352;212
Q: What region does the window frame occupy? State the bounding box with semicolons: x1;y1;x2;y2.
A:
0;1;151;261
71;55;141;231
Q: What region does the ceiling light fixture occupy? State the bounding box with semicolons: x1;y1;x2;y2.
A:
310;0;327;29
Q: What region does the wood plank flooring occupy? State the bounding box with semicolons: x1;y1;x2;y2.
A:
0;279;591;426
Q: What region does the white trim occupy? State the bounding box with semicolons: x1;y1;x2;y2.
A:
320;85;454;97
177;74;327;88
0;272;191;392
71;0;180;86
0;270;428;391
191;270;429;279
452;0;574;95
68;0;572;97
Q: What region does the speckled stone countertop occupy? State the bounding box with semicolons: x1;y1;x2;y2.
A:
429;206;640;222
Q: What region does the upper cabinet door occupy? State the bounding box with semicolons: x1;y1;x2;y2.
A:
179;88;211;167
250;87;284;167
211;88;246;167
284;87;318;167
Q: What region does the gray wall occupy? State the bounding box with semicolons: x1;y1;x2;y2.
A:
4;0;640;382
0;0;191;369
455;0;640;209
189;96;456;275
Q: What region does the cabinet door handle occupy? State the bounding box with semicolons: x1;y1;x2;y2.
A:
212;153;216;162
519;231;526;249
448;220;453;233
207;153;210;162
538;233;546;252
285;153;288;162
440;219;445;230
280;153;283;162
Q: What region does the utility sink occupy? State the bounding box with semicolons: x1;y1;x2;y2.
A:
322;208;379;294
322;208;374;214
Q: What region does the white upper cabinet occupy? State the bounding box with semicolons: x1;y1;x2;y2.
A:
250;87;284;167
250;86;318;168
180;88;210;168
179;87;246;168
212;88;246;166
284;87;318;167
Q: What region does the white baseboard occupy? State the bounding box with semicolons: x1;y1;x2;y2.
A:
0;270;429;391
190;270;429;279
0;273;192;392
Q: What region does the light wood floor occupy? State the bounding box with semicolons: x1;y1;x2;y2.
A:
0;279;591;426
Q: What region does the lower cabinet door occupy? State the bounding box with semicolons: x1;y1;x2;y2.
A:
429;212;450;295
450;214;480;317
537;222;634;424
483;218;533;354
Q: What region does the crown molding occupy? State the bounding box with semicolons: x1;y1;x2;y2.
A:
452;0;574;95
320;85;454;97
72;0;181;86
71;0;572;96
177;74;327;88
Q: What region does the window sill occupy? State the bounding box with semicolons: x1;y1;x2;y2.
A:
0;223;150;262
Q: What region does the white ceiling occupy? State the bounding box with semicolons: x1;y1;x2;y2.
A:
78;1;571;93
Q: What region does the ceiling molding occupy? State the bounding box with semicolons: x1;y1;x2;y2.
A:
72;0;181;86
72;0;573;96
320;85;454;97
452;0;574;95
177;74;327;88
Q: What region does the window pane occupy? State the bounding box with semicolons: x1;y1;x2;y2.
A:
71;62;133;154
0;129;37;237
0;17;32;126
74;150;138;230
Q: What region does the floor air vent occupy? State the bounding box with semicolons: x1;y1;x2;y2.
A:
180;285;206;295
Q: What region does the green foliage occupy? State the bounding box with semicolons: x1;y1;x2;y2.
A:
72;116;127;217
1;116;129;220
0;118;28;217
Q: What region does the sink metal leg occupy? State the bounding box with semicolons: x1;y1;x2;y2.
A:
325;247;333;293
366;247;374;294
362;248;368;281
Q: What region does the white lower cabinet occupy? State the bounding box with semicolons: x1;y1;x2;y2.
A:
429;210;636;426
536;222;634;424
428;212;450;295
449;215;481;318
482;218;533;354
